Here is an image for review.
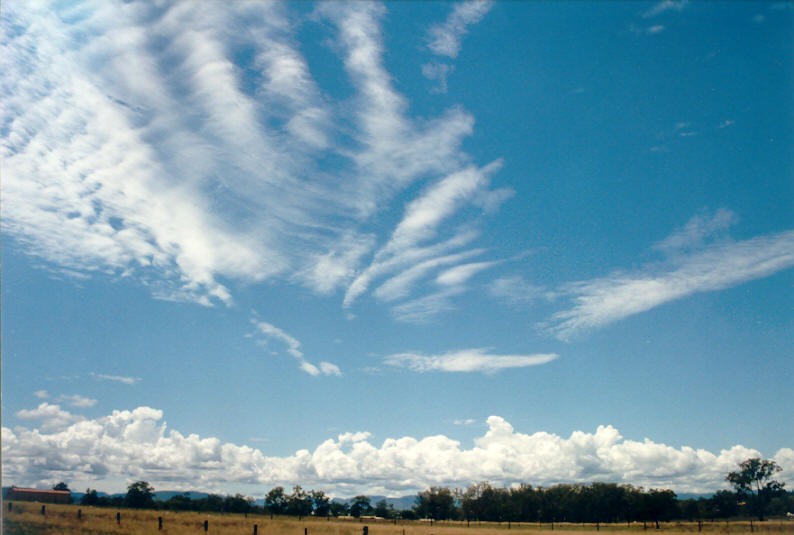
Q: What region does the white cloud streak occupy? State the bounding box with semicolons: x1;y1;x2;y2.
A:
4;406;792;496
91;373;141;385
384;349;558;373
653;208;737;253
427;1;493;58
436;261;497;286
489;276;545;306
58;394;98;408
548;228;794;340
642;0;687;18
251;319;341;377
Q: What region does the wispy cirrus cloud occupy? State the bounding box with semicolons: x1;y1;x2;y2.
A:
436;260;498;286
384;348;558;373
547;211;794;340
489;275;545;307
642;0;687;19
58;394;98;408
2;1;507;314
91;373;141;385
250;318;341;377
427;1;493;59
653;208;737;254
421;1;492;93
344;161;509;312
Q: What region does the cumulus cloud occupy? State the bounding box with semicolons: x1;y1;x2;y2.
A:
383;348;558;373
251;318;341;377
427;1;493;58
15;403;85;432
4;406;792;496
547;212;794;340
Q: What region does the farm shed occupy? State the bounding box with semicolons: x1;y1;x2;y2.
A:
5;487;71;504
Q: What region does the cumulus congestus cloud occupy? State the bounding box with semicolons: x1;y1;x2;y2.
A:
4;405;792;496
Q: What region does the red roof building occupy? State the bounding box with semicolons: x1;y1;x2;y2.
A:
6;488;71;504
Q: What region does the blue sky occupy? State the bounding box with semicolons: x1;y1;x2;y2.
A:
2;1;792;497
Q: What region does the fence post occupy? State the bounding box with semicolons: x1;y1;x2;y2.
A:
158;516;163;530
41;505;46;515
116;512;121;525
254;524;258;535
363;526;369;535
78;509;82;519
698;521;702;532
305;528;308;535
204;519;209;532
750;521;754;533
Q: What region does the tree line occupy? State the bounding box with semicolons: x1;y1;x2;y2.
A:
61;458;789;522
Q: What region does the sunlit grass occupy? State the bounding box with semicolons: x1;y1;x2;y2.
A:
4;502;793;535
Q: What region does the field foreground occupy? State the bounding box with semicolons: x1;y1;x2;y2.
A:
3;502;794;535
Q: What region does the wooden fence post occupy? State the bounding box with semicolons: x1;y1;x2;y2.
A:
77;509;82;519
116;512;121;525
363;526;368;535
204;519;209;532
158;516;163;530
41;505;46;515
254;524;258;535
305;527;308;535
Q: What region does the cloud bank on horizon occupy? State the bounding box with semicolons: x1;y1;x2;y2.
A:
5;404;792;497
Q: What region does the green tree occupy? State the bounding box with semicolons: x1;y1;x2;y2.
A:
124;481;155;509
287;486;313;517
224;494;252;514
414;487;457;520
726;458;785;521
265;486;287;516
349;495;372;518
52;482;70;492
374;499;394;519
329;500;349;517
310;490;331;517
81;489;99;506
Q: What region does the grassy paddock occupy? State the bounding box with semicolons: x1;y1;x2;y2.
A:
3;502;793;535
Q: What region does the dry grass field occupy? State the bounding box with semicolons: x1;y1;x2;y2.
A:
3;502;793;535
